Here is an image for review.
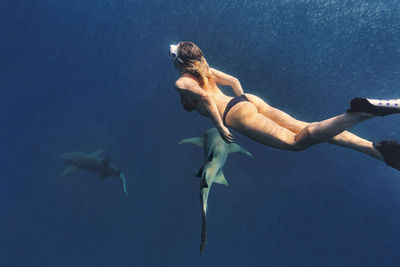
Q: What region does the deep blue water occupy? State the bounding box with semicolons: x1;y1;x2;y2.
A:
2;0;400;266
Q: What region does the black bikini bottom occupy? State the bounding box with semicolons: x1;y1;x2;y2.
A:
222;94;249;126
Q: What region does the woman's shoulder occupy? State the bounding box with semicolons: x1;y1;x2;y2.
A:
181;73;200;83
175;74;200;90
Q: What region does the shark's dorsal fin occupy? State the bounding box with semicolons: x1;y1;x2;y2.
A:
229;143;253;157
90;150;104;157
60;165;79;177
179;137;204;148
214;170;229;186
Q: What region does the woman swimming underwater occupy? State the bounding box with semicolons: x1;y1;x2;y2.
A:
171;41;400;170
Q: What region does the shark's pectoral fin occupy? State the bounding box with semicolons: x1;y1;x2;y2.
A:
179;137;204;148
60;165;79;177
214;170;229;186
229;143;253;157
90;150;104;157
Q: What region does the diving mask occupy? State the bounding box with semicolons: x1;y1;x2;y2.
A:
169;44;184;63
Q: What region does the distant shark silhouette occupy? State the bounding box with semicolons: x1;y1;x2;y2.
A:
179;128;252;254
59;150;128;197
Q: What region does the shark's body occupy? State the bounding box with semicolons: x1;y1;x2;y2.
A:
180;128;252;254
59;150;128;197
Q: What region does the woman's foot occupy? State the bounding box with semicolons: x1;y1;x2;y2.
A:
348;98;400;116
373;140;400;170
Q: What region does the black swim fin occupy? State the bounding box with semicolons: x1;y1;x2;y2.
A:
348;98;400;116
373;140;400;171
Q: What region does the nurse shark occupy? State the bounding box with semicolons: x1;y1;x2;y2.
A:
59;150;128;197
179;128;252;254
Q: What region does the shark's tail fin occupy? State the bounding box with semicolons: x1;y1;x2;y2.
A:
198;161;223;255
200;191;207;255
119;173;128;197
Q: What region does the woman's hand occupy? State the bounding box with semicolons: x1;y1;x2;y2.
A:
216;125;235;143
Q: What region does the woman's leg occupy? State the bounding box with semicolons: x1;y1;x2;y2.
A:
245;94;309;134
226;99;383;163
297;112;373;141
246;94;383;160
226;103;305;151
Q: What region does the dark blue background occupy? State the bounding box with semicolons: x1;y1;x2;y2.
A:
2;0;400;266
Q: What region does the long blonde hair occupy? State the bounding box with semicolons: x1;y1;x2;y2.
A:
175;41;216;90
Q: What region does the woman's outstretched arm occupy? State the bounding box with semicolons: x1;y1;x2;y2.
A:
210;68;244;96
175;77;234;143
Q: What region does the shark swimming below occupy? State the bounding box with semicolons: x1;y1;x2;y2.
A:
179;128;252;254
59;150;128;197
